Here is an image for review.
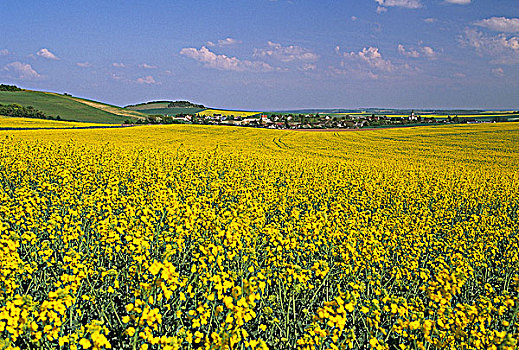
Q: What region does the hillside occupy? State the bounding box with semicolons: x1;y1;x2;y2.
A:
126;100;205;109
126;100;263;117
126;100;206;116
0;90;147;124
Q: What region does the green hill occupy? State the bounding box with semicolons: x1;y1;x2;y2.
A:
126;100;205;115
0;90;147;124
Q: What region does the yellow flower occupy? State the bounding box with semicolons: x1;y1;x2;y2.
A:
79;338;91;349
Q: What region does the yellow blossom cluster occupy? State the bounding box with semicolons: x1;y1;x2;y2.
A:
0;123;518;349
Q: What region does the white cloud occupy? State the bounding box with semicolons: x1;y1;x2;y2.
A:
398;44;437;59
351;16;358;21
218;38;242;46
0;49;9;56
76;62;92;68
398;44;420;58
376;6;388;13
139;63;157;69
461;28;519;64
344;47;394;72
492;67;504;77
180;46;275;72
334;46;418;80
36;48;59;60
424;18;436;23
112;62;126;68
475;17;519;33
422;46;436;58
375;0;422;9
4;62;42;80
253;41;319;62
136;75;158;84
444;0;471;4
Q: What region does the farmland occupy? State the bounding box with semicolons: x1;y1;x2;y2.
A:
197;109;260;118
0;116;105;129
0;123;518;349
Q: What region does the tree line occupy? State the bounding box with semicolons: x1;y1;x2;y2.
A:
0;103;64;120
0;84;22;92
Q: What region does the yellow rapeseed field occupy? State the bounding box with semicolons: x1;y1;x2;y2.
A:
0;116;104;128
197;109;260;118
0;123;518;350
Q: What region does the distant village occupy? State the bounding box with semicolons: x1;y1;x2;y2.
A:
134;111;501;129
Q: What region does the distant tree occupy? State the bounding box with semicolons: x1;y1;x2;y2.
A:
0;84;22;92
0;103;55;120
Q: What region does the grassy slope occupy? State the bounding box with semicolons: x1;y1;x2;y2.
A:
0;91;146;124
127;102;262;117
132;107;205;115
126;102;171;110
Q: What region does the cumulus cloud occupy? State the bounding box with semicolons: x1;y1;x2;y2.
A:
112;62;126;68
398;44;437;59
475;17;519;33
180;46;275;72
0;49;9;56
253;41;319;62
398;44;420;58
375;0;422;9
136;76;158;84
452;72;466;78
76;62;92;68
424;18;436;23
444;0;471;4
376;6;388;13
492;67;505;77
36;48;59;60
344;47;394;72
139;63;157;69
4;62;42;80
334;46;418;80
461;28;519;64
421;46;436;58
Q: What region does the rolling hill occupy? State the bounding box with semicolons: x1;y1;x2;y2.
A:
0;90;147;124
126;101;262;117
126;100;206;116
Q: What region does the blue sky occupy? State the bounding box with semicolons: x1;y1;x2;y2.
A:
1;0;518;110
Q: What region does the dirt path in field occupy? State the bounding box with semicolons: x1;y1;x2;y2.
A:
71;98;146;120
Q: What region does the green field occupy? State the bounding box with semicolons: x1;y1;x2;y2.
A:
126;102;172;110
0;91;146;124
